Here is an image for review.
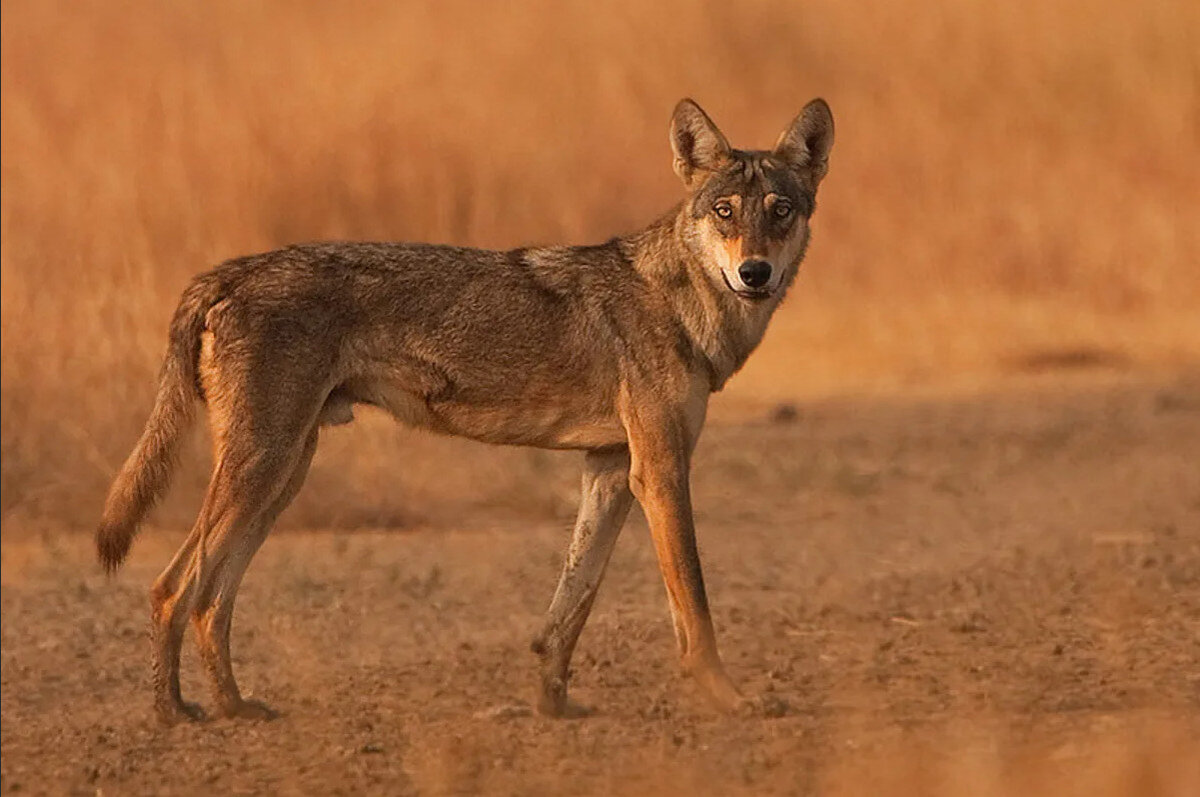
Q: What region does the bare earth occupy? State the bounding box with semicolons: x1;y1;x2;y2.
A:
3;372;1199;795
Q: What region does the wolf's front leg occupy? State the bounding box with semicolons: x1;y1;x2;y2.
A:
532;447;634;717
621;403;744;712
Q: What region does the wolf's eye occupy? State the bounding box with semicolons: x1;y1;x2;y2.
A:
773;201;793;219
714;201;733;219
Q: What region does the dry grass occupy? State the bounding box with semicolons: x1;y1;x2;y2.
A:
2;0;1198;530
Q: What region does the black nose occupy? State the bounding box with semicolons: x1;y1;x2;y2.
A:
737;260;772;289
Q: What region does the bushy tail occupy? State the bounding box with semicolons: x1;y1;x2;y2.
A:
96;275;222;573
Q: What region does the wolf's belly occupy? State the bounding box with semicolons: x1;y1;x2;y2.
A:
342;376;625;450
429;400;627;450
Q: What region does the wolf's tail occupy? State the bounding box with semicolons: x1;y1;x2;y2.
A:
96;274;222;573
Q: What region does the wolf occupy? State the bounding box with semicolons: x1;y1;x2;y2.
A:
96;97;834;723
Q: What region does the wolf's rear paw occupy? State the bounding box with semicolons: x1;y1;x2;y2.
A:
735;693;790;719
537;693;595;719
536;677;595;719
474;703;534;721
156;700;207;726
221;698;279;721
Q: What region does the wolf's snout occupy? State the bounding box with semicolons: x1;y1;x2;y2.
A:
737;260;772;289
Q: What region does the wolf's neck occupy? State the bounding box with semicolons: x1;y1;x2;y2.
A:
622;209;780;391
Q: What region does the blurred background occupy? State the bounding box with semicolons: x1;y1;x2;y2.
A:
2;0;1197;532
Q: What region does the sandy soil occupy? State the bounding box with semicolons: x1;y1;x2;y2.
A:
2;372;1199;795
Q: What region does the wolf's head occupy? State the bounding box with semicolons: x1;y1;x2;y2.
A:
670;98;834;302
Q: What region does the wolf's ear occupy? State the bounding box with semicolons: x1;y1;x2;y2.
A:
774;98;834;183
670;99;731;188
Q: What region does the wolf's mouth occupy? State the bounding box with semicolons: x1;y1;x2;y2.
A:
722;271;773;301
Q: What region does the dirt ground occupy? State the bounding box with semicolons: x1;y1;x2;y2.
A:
2;371;1199;795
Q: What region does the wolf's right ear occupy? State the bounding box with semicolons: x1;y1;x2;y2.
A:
670;99;731;188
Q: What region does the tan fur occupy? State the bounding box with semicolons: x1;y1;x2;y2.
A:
720;235;745;272
96;97;834;723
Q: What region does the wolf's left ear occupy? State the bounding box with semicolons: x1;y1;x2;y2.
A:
670;99;732;187
774;98;834;183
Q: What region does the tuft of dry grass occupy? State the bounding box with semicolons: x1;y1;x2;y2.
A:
2;0;1198;530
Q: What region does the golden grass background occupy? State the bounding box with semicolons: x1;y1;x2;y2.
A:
2;0;1198;530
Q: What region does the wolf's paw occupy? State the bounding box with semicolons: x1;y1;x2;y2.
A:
156;700;207;726
221;698;279;721
474;703;534;721
537;693;595;719
734;693;790;719
535;676;596;719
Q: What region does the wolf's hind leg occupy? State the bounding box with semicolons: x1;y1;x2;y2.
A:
149;516;210;724
190;425;319;720
532;447;633;717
